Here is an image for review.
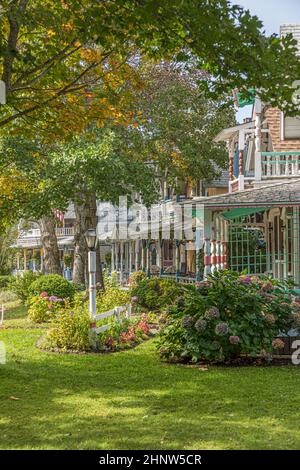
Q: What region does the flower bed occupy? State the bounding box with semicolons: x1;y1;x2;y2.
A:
157;271;296;364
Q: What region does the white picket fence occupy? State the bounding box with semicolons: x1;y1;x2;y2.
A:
92;304;132;334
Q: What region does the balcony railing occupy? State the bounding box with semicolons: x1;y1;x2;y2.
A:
20;227;74;238
261;152;300;179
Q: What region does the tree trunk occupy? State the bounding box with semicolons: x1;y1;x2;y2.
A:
73;192;104;290
39;216;62;275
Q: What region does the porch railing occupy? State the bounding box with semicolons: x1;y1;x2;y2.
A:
19;227;74;238
261;152;300;179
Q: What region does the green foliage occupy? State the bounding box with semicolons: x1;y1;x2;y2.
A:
1;0;299;140
29;274;76;299
97;286;130;314
42;308;93;352
128;271;147;288
158;271;293;363
0;275;12;289
27;293;65;324
8;271;41;304
131;277;183;311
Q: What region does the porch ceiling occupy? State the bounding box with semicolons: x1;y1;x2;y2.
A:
191;179;300;209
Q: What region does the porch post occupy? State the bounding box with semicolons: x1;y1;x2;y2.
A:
254;97;262;182
293;207;300;286
175;240;180;281
160;239;164;275
17;252;20;272
111;243;115;271
119;242;124;283
135;240;139;271
23;249;27;271
129;241;133;274
146;241;150;277
141;240;145;272
40;249;44;273
203;209;212;279
32;250;36;272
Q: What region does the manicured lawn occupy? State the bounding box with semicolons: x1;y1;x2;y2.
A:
1;308;300;449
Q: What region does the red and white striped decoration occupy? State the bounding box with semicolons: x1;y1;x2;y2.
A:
52;209;64;222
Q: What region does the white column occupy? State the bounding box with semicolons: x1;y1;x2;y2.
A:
141;241;145;271
129;242;133;274
111;243;115;271
146;242;150;276
175;241;180;280
254;97;262;181
120;242;124;282
17;253;20;272
23;250;27;271
32;251;36;272
135;240;139;271
88;250;97;319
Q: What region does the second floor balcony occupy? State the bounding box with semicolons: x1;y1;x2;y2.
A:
19;227;75;239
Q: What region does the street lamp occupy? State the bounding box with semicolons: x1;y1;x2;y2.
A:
85;228;98;319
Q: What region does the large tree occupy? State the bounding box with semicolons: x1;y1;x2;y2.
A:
0;129;158;280
116;62;236;190
0;0;299;138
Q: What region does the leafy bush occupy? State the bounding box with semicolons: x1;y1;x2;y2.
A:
29;274;76;299
27;292;64;323
131;277;183;311
128;271;147;288
42;307;94;352
97;286;130;313
158;271;293;363
8;271;41;303
0;275;12;289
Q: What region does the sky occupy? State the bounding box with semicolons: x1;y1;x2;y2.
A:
233;0;300;122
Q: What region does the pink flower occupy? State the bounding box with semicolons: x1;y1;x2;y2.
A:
40;291;48;299
229;335;240;345
272;338;285;350
265;314;275;325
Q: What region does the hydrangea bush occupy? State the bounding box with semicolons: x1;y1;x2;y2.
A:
158;271;294;363
27;292;64;323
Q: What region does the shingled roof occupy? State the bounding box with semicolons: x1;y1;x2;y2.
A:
191;179;300;209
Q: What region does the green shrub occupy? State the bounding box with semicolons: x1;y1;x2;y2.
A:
158;271;293;363
8;271;41;304
0;275;12;289
42;307;94;351
128;271;147;288
97;286;130;313
131;277;183;311
27;293;64;323
29;274;76;299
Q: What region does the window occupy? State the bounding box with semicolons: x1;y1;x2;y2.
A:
282;115;300;139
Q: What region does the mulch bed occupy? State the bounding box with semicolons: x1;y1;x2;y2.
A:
170;355;297;368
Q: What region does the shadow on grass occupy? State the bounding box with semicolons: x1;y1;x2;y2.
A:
1;330;300;450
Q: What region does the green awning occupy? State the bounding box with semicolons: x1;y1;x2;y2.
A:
237;88;255;108
222;207;268;220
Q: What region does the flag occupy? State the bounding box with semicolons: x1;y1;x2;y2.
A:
233;88;255;109
53;209;64;222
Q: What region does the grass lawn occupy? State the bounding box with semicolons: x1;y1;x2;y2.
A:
1;306;300;450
